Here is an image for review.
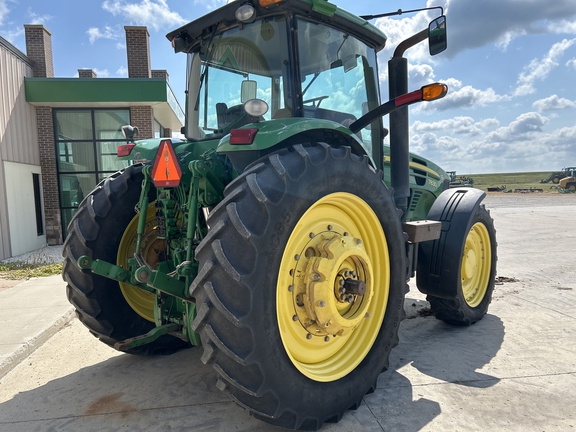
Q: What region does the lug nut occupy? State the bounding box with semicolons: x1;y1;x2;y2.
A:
312;273;320;281
288;285;294;292
294;254;300;261
318;300;326;307
324;336;330;342
292;315;298;321
327;225;333;231
356;238;362;245
309;232;315;238
306;334;312;340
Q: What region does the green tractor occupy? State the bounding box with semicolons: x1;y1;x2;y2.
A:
62;0;497;429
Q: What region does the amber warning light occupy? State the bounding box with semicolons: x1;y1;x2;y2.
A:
151;139;182;187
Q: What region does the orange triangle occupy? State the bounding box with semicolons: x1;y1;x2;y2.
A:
151;140;182;187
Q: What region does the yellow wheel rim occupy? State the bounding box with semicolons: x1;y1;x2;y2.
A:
117;203;163;323
277;192;390;382
461;222;492;308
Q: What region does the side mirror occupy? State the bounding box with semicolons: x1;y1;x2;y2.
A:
428;15;447;56
241;80;257;103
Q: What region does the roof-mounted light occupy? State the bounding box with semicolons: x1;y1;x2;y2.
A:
236;4;256;23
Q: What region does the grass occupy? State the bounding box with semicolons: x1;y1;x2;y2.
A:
0;261;62;280
458;171;564;193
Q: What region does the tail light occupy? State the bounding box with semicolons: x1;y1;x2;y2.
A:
117;143;135;157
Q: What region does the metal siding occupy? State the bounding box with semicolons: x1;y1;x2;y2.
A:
1;41;40;259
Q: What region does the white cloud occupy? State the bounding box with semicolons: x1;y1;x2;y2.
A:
102;0;186;31
193;0;225;10
116;65;128;77
27;8;51;25
436;0;576;57
486;112;549;143
0;0;9;27
413;116;499;136
87;25;120;44
567;58;576;70
532;94;576;112
514;38;576;96
93;68;110;78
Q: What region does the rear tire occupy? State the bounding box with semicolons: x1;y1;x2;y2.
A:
427;206;497;325
62;164;189;355
191;143;406;430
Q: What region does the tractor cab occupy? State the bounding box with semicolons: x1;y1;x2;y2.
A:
168;0;445;171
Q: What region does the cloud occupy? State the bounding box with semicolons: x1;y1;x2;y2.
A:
116;65;128;77
27;8;51;25
567;58;576;70
193;0;225;10
532;94;576;112
102;0;186;31
514;38;576;96
0;0;9;27
87;25;120;44
412;116;499;136
436;0;576;56
93;68;110;78
486;112;549;143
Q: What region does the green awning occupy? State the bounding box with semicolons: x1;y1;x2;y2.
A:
25;77;185;131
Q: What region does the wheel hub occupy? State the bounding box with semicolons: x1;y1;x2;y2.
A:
291;232;373;339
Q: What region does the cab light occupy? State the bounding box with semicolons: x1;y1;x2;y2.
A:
151;139;182;187
230;128;258;145
236;4;256;22
259;0;286;7
117;143;135;157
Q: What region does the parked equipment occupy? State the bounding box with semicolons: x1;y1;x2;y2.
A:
62;1;497;429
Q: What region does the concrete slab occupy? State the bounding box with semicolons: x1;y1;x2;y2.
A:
0;275;74;379
0;196;574;431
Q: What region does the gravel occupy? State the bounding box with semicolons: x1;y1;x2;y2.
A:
0;245;64;265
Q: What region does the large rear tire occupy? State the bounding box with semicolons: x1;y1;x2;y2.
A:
62;164;189;355
191;143;406;430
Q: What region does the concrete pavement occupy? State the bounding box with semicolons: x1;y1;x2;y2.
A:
0;195;575;431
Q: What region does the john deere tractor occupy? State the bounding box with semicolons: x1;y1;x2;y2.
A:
62;0;497;429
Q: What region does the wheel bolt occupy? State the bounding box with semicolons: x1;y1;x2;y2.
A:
306;334;312;340
365;312;371;318
356;238;362;245
339;287;346;294
292;315;298;321
343;232;349;236
318;300;326;307
288;285;294;292
309;232;315;238
312;273;320;281
339;279;345;286
324;336;330;342
327;225;333;231
294;254;300;261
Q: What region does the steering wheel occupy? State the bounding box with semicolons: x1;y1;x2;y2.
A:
303;95;329;108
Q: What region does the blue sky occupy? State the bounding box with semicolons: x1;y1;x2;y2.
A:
2;0;576;174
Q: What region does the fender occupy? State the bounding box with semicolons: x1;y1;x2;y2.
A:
416;187;486;298
217;118;364;153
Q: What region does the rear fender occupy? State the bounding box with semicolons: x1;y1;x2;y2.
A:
217;118;370;172
416;187;486;298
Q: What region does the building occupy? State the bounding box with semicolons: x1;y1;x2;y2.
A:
0;25;183;260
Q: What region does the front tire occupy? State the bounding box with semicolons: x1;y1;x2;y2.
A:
62;164;189;355
191;143;406;430
427;206;497;325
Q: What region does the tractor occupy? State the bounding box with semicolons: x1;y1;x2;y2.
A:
62;0;497;430
559;169;576;191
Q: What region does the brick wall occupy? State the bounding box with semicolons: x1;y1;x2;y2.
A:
78;69;97;78
152;69;169;80
130;106;154;139
36;106;61;245
24;25;53;78
125;26;151;78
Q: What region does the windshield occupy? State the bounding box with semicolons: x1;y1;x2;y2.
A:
296;18;380;153
186;15;290;140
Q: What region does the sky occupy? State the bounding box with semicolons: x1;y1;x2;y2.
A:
1;0;576;174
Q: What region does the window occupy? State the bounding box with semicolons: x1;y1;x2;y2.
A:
54;109;131;235
32;173;44;236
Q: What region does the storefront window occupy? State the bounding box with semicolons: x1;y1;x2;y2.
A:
55;109;131;235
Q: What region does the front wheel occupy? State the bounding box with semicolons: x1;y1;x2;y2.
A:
191;143;407;430
427;206;497;325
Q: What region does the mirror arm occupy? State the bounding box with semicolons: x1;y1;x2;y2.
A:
393;28;428;59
